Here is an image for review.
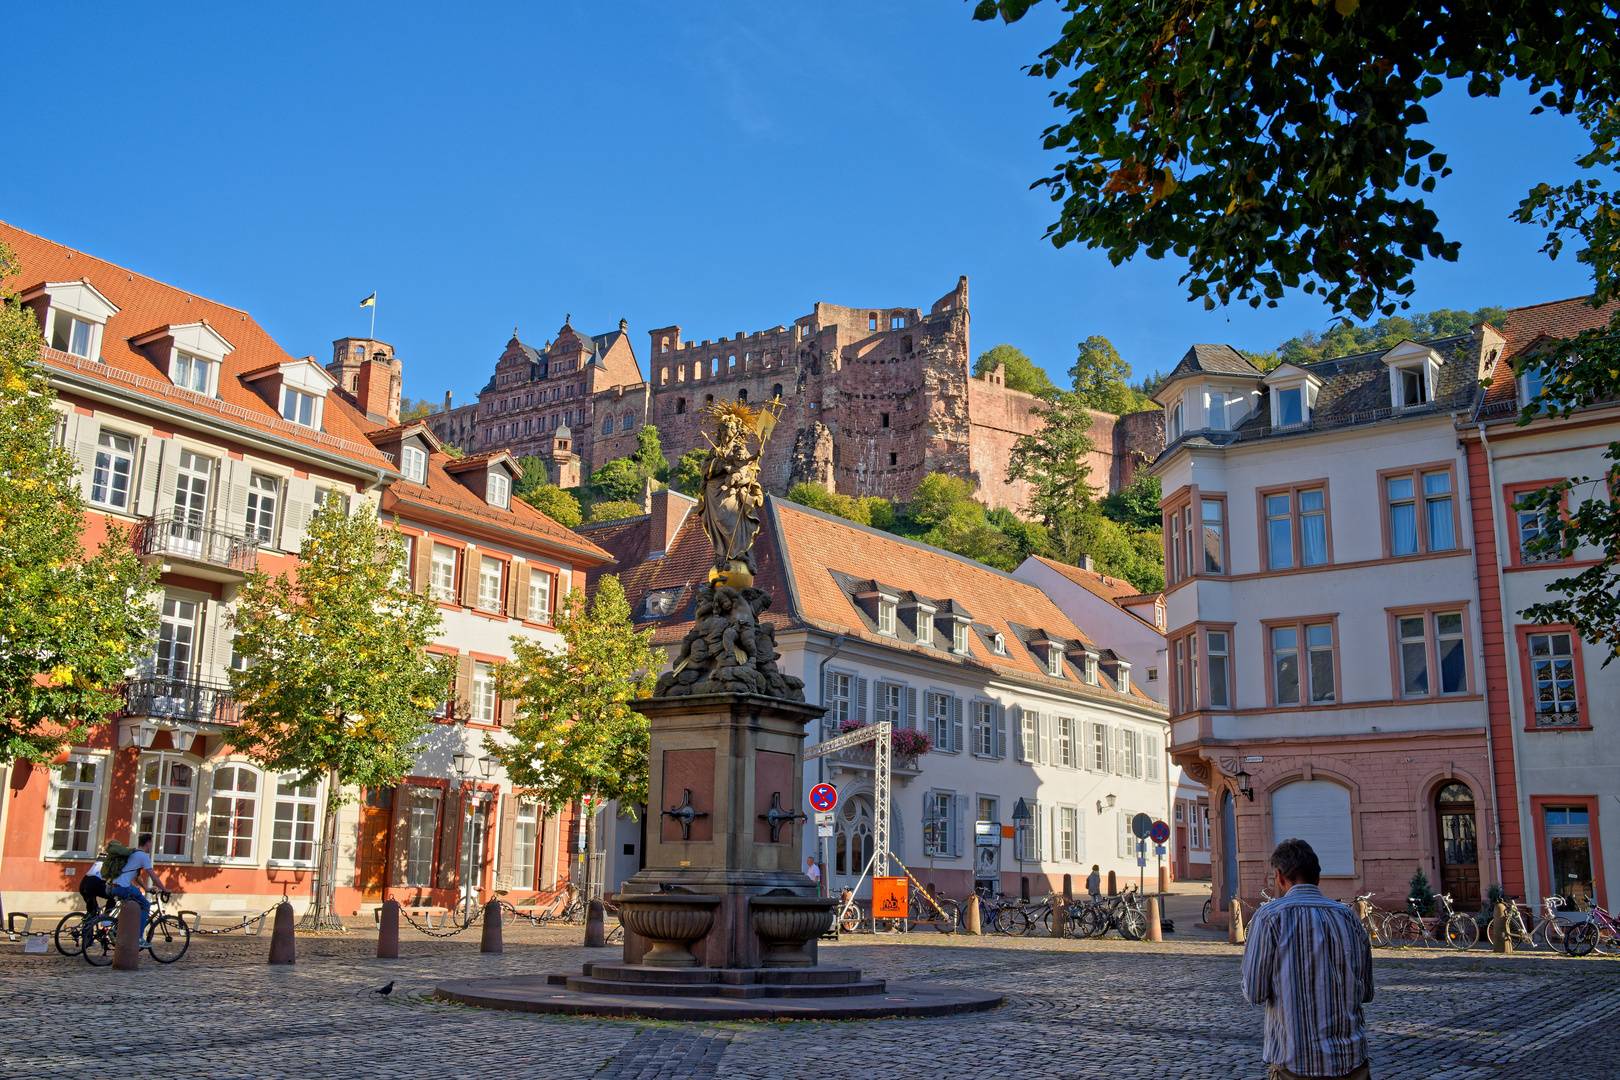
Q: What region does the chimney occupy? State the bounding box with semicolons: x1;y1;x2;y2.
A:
355;351;401;425
647;488;694;559
1081;554;1094;572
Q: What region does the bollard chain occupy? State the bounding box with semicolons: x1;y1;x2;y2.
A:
189;903;284;936
398;906;483;938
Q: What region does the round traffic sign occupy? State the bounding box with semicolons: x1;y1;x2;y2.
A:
1149;819;1170;845
808;783;838;813
1131;812;1153;839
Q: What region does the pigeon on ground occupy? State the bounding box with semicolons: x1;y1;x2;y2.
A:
373;981;395;997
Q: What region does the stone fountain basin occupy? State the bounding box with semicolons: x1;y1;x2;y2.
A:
615;894;722;968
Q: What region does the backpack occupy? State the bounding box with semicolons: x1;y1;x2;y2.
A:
99;841;134;883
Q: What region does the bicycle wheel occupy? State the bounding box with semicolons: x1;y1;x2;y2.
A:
145;915;190;964
1383;913;1422;948
54;912;88;957
932;899;959;934
1444;914;1479;950
496;901;517;929
1202;897;1212;924
1597;925;1620;956
1565;921;1598;957
1534;916;1573;950
994;907;1030;936
838;903;862;933
83;917;117;966
1119;907;1148;941
1075;907;1106;938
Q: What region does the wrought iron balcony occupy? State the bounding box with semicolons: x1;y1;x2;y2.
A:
124;676;237;726
138;512;260;574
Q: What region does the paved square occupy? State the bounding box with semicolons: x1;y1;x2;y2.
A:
1;922;1615;1080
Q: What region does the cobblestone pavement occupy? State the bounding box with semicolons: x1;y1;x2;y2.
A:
2;922;1616;1080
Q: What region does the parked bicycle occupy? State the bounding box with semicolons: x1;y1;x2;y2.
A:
1070;886;1149;940
1563;899;1619;957
907;886;959;934
1487;894;1572;951
1351;892;1388;947
81;889;190;965
971;891;1030;936
1383;891;1477;950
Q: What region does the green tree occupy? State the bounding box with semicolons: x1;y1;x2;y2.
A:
489;576;661;896
1408;866;1437;918
1070;335;1152;413
1274;307;1509;367
521;484;582;528
587;499;646;524
671;449;708;496
631;425;671;484
1005;391;1099;563
906;473;979;531
973;0;1614;318
0;243;160;763
973;343;1057;398
786;482;872;526
226;500;452;926
398;398;438;422
1098;472;1162;531
922;508;1017;571
588;458;645;502
986;507;1052;565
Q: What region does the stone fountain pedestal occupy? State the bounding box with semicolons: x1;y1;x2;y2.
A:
434;692;1002;1020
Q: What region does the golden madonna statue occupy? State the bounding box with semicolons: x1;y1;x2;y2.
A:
695;399;780;588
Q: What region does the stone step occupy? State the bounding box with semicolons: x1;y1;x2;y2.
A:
754;965;866;986
563;975;890;1000
583;964;720;985
759;978;888;999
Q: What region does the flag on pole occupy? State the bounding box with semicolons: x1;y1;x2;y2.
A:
359;292;376;307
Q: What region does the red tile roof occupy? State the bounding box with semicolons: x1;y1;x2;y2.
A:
2;222;392;469
1027;556;1163;629
1480;295;1620;412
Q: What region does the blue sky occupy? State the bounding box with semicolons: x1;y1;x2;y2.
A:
6;3;1597;405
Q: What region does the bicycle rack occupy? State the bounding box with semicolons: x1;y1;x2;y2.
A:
6;913;32;938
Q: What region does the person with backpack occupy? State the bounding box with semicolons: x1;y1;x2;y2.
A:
78;846;118;918
105;834;169;942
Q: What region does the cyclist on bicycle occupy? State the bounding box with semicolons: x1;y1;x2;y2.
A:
106;834;170;942
79;852;111;919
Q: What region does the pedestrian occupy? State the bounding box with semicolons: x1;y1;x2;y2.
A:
805;856;822;893
79;852;111;919
1241;838;1374;1080
106;834;169;943
1086;864;1101;901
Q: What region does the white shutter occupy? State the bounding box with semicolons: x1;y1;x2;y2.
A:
1145;735;1159;780
855;677;867;722
1118;808;1130;858
1012;707;1029;762
905;686;917;730
1038;712;1051;765
952;793;964;858
134;435;161;516
995;705;1007;759
950;696;963;755
1114;727;1127;775
1270;781;1354;876
223;459;250;531
823;669;837;707
280;477;314;553
1076;806;1086;862
157;439;180;515
71;415;101;496
890;794;904;861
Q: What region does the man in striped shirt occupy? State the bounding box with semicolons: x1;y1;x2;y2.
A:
1241;838;1375;1079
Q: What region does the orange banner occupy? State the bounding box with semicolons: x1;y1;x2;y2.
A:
872;876;908;919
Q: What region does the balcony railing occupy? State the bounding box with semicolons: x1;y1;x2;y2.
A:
138;512;260;573
125;676;237;726
1533;707;1581;729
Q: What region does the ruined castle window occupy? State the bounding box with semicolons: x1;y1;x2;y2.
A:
551;387;560;401
737;388;747;403
891;314;907;330
660;339;669;354
348;374;358;392
709;357;718;377
772;384;783;400
355;345;366;361
567;385;576;398
602;416;613;435
675;398;686;415
621;413;634;431
743;352;751;369
881;412;890;428
728;354;736;371
869;313;878;331
889;453;898;467
660;368;669;385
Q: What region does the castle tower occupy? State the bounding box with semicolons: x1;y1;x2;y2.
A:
328;337;402;425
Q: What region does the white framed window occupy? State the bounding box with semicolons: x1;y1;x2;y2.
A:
137;755;196;860
90;430;136;510
528;571;552;622
826;671;854;725
875;681;906;727
1054;716;1076;768
992;632;1006;655
1088;722;1110;772
925;791;961;857
404;793;440;887
477;556;504;613
472;661;498;723
877;600;896;635
952;621;969;654
1208;630;1231;708
1528;631;1578;722
1016;799;1043;862
156;597;198;681
514;802;540;890
1275;386;1305;426
245;473;279;544
173;352;212;394
1395;364;1429;408
402;445;427;483
206;764;260;861
1169;402;1183;440
49;756;103;856
925;692;955;752
270;776;319;864
1047;646;1063;677
972;701;1000;757
280;387;316;427
1084;653;1098;685
1057;806;1079;862
916;612;933;646
487;471;511;509
1018;708;1040;763
1118;728;1140;778
431;544;458;602
52;312;96;357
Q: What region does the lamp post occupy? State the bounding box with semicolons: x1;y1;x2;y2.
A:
1011;798;1033;901
453;752;498;921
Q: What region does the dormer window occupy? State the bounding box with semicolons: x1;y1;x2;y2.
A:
402;445;427;483
173;352;212;394
1207;391;1249;431
877;600;896;635
487;471;511;509
1118;661;1132;694
1169;402;1183;440
992;632;1006;656
53;313;95;357
1047;646;1063;678
1262;364;1322;430
1398;366;1428;407
281;387;316;426
25;280;119;362
952;621;969;654
1084;652;1100;685
1276;387;1304;426
1381;341;1443;411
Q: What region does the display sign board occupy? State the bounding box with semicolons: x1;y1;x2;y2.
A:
818;824;834;837
1149;820;1170;845
872;876;909;920
808;784;839;813
815;811;834;827
1131;812;1153;839
1154;845;1166;856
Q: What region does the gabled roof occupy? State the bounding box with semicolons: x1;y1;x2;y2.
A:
1026;555;1162;630
1476;295;1620;417
1153;344;1262;402
2;221;392;471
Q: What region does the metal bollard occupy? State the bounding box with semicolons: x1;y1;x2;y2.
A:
1052;901;1067;939
112;902;141;971
584;899;607;947
377;899;400;959
1107;871;1117;897
481;899;504;953
1146;896;1163;942
1491;901;1510;953
965;894;981;934
267;901;296;964
1159;866;1169;893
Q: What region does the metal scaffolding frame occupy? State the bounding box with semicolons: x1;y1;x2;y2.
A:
804;722;892;929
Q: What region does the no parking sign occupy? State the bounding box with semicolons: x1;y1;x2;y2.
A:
809;783;838;813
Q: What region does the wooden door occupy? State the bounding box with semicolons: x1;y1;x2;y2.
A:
1435;782;1480;907
1176;825;1189;879
356;787;394;901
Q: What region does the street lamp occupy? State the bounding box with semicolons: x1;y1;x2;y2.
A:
451;753;499;918
1011;798;1033;901
1235;769;1255;802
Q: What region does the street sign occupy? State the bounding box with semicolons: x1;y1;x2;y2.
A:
817;824;834;837
1131;812;1153;839
809;784;838;813
1149;819;1170;845
1154;845;1166;856
1137;857;1147;867
815;811;834;826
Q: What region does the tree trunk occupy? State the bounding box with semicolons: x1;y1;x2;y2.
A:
305;765;343;929
584;802;596;900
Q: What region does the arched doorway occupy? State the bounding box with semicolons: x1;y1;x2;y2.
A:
833;793;874;898
1435;782;1481;907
